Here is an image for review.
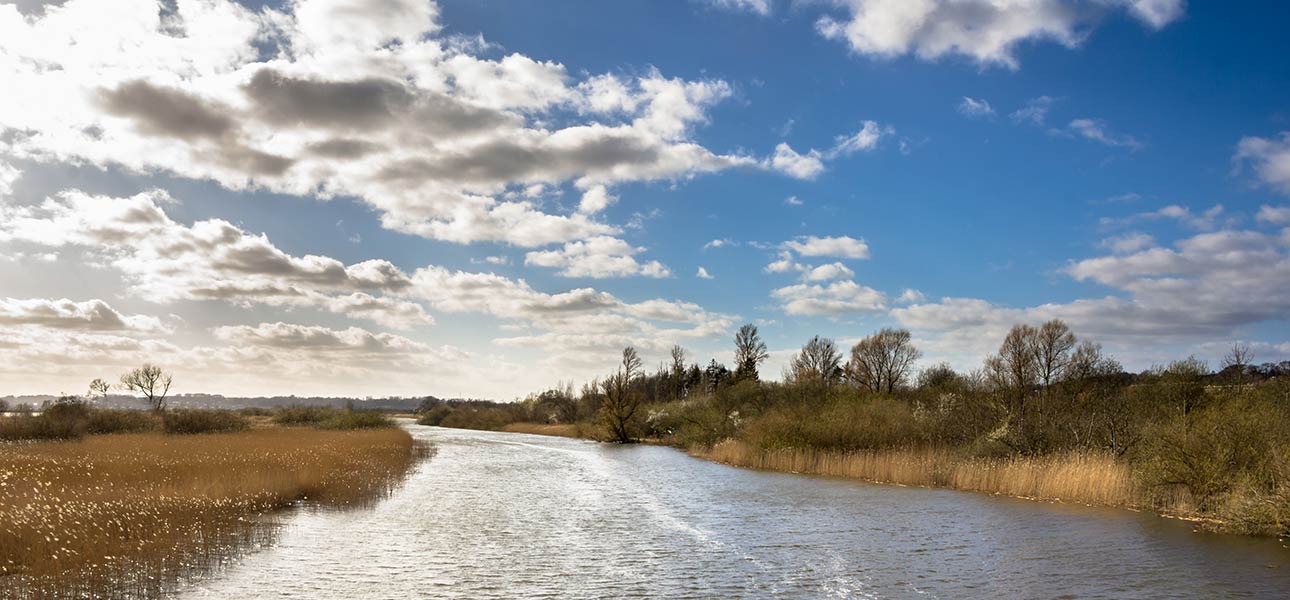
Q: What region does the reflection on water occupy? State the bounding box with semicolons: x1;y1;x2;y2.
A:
181;426;1290;599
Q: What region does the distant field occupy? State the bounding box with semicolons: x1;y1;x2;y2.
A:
0;426;429;599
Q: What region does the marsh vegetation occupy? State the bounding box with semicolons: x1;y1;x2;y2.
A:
420;322;1290;537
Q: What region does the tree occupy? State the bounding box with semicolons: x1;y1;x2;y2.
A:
119;364;173;412
987;324;1038;394
1220;342;1253;382
1068;341;1121;381
88;378;111;401
1032;319;1076;388
845;327;922;393
669;345;688;399
788;335;842;386
704;359;730;394
600;347;643;443
733;323;768;382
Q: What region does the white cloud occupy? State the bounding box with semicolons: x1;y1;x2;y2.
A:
897;288;926;304
524;236;670;278
1101;204;1224;231
783;235;870;259
703;0;772;16
1257;204;1290;225
957;96;995;118
814;0;1183;69
768;121;889;178
802;262;855;282
0;297;169;333
578;185;617;214
770;143;826;179
1235;133;1290;195
0;189;432;328
896;226;1290;354
784;195;803;206
696;266;714;279
704;238;736;249
1064;118;1143;149
1101;232;1155;254
771;280;887;316
0;0;766;249
1011;95;1055;125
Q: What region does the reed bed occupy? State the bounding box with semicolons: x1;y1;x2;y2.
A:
0;427;429;598
500;422;588;438
696;440;1145;508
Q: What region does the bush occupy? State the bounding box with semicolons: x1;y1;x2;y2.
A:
317;411;395;430
0;414;85;441
273;405;340;426
237;406;275;417
84;409;158;435
742;395;927;452
162;410;250;435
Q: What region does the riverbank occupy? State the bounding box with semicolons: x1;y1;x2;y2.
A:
0;426;429;598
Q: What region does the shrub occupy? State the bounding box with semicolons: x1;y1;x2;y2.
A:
237;406;275;417
162;410;250;435
272;405;340;426
317;411;395;430
0;414;85;441
84;409;158;435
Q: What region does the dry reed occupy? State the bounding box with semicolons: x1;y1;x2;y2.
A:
500;423;587;438
695;440;1148;508
0;427;428;598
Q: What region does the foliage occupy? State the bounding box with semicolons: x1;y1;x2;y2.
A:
161;410;250;435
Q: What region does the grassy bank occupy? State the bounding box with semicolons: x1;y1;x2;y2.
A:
500;422;590;438
0;425;428;598
694;440;1145;508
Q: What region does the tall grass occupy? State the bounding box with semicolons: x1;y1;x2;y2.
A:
696;440;1148;509
0;427;430;598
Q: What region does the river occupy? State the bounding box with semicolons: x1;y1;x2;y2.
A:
179;424;1290;599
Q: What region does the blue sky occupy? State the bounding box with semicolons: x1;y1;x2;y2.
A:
1;0;1288;399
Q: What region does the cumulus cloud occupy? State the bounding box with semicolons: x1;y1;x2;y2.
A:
0;189;431;328
0;0;763;249
771;280;887;316
783;235;871;259
1235;132;1290;195
524;236;671;278
814;0;1184;69
696;266;714;279
1257;205;1290;225
0;297;169;333
894;225;1290;356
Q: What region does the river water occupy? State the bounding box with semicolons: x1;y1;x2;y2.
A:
179;424;1290;599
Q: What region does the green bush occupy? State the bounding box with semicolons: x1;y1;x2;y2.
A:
742;395;927;452
317;411;395;430
162;409;250;435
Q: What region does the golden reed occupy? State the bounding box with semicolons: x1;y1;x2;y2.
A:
694;440;1150;508
0;427;427;598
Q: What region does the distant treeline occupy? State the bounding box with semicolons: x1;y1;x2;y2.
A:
416;320;1290;537
1;393;464;413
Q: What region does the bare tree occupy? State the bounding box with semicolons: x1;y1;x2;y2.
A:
1032;319;1076;388
985;324;1038;415
601;347;643;443
88;378;111;400
733;323;769;382
119;364;173;412
669;344;688;399
1068;340;1121;381
845;327;922;393
788;335;842;386
1222;342;1253;379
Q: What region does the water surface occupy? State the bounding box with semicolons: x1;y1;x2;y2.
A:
181;425;1290;599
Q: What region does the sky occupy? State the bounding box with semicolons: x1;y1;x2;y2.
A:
1;0;1288;400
